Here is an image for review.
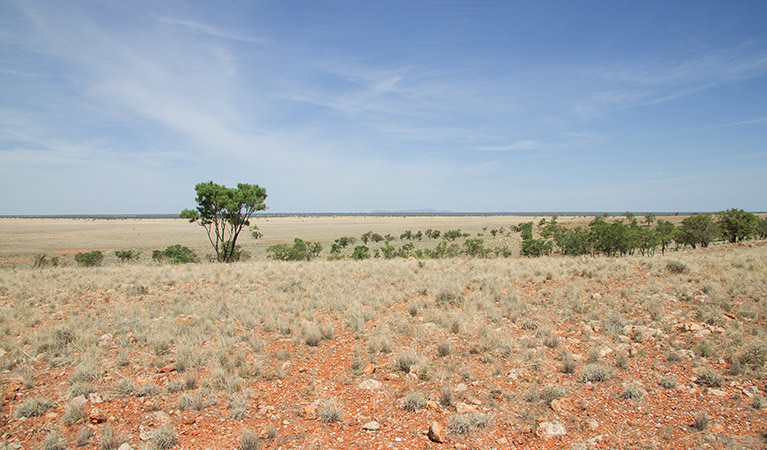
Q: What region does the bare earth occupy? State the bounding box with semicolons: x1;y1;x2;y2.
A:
1;216;765;450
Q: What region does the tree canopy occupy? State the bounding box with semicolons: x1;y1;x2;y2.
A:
181;181;267;263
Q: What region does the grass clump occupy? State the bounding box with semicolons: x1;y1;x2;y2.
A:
666;261;688;274
394;349;421;373
319;400;343;424
151;425;177;449
178;392;206;411
695;368;723;387
42;431;66;450
659;376;678;389
16;396;53;418
76;428;94;447
99;424;121;450
402;392;426;412
238;428;260;450
63;402;85;425
447;412;489;435
437;341;452;357
620;382;647;400
692;412;709;431
75;250;104;267
152;244;199;264
580;363;613;383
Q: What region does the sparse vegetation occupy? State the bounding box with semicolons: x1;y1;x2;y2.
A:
2;214;767;449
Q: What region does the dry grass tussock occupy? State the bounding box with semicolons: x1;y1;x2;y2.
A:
1;242;767;449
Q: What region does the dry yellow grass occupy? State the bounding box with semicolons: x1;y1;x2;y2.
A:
0;215;589;263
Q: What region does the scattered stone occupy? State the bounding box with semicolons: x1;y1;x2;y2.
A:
536;420;567;438
358;379;382;390
362;421;380;431
383;373;399;381
149;411;171;424
466;396;482;406
300;403;318;420
88;408;107;424
707;388;727;397
362;363;376;375
139;430;152;441
586;419;599;431
87;393;103;404
181;416;196;425
426;401;439;411
427;421;446;443
497;437;508;445
117;444;134;450
45;412;58;419
454;383;468;394
550;398;568;413
71;395;88;408
158;365;175;373
455;402;476;414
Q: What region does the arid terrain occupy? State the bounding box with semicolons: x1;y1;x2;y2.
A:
1;216;766;450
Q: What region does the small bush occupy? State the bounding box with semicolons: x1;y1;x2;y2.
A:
115;250;140;262
304;324;323;347
447;412;489;435
153;244;199;264
695;368;723;387
541;385;568;405
580;364;612;383
178;392;205;411
238;428;260;450
75;250;104;267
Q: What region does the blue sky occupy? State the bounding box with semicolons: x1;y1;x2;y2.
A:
1;1;766;214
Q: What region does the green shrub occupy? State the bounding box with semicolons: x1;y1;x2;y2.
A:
75;250;104;267
351;245;371;260
153;244;199;264
267;238;322;261
115;250;140;262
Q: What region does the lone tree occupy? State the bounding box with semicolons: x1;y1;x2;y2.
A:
181;181;267;263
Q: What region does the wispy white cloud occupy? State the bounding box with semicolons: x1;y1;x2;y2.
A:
157;17;266;43
476;140;546;152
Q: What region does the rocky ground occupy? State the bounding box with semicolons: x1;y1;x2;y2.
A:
2;242;767;449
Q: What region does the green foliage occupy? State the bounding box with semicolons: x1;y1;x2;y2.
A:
115;250;140;262
655;219;676;254
267;238;322;261
74;250;104;267
370;232;384;242
181;181;267;262
152;244;199;264
716;208;758;243
351;245;371;260
463;238;488;257
400;230;414;240
514;222;534;240
442;229;464;241
330;236;356;253
521;238;552;257
677;214;719;249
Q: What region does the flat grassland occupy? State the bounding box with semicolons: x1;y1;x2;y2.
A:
0;215;585;263
1;217;766;450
